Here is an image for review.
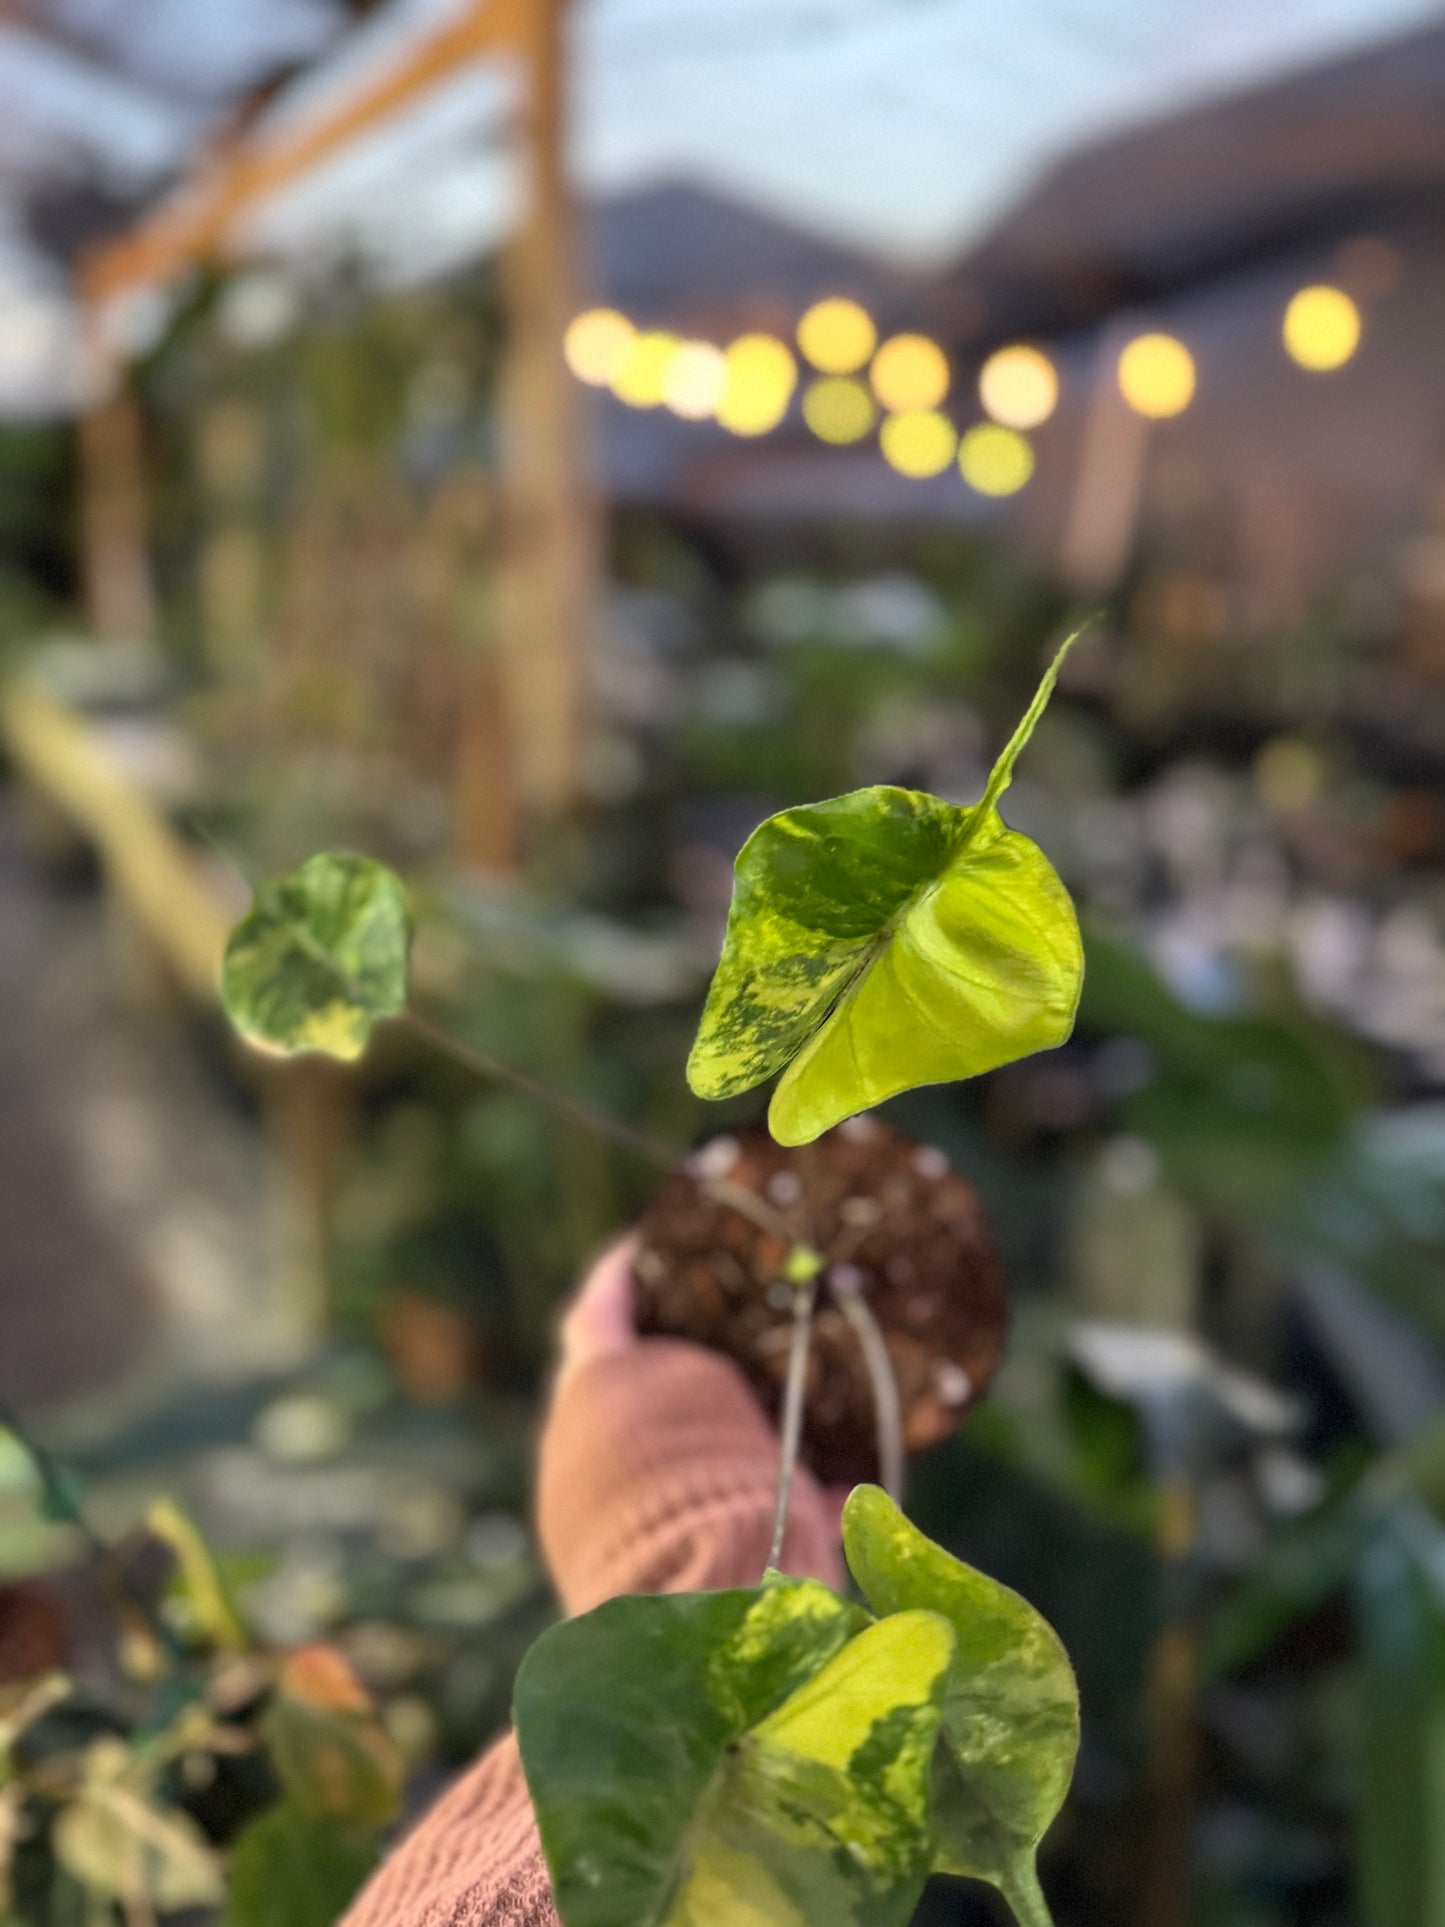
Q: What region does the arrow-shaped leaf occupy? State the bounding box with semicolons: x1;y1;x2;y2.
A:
687;637;1084;1145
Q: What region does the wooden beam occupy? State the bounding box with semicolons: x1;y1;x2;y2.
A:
79;0;523;305
484;0;595;834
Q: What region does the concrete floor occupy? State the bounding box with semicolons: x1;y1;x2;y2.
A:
0;800;268;1424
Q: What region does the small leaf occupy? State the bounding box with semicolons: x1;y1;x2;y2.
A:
225;1802;378;1927
261;1684;403;1829
518;1574;968;1927
54;1786;223;1911
221;852;411;1063
687;637;1083;1144
842;1486;1078;1920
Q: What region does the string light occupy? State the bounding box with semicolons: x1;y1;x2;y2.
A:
797;298;877;375
716;334;797;435
802;377;875;444
1117;333;1195;419
564;309;635;386
663;341;727;419
871;334;949;413
610;330;679;408
880;410;956;478
959;423;1034;495
978;344;1057;429
1283;285;1361;372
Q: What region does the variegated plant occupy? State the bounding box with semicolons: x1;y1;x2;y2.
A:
218;635;1087;1926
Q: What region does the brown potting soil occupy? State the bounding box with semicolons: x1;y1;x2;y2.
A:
631;1115;1007;1487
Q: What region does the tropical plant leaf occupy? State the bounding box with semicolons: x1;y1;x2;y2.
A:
220;852;411;1062
1354;1501;1445;1927
224;1802;378;1927
53;1784;223;1912
687;637;1084;1144
515;1574;956;1926
842;1486;1078;1925
261;1679;404;1830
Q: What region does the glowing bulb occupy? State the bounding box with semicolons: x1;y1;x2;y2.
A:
978;344;1058;429
1117;333;1195;419
564;308;635;386
870;334;949;413
879;410;957;479
610;330;679;408
802;377;875;445
959;423;1034;496
1283;285;1361;372
797;298;876;375
663;341;727;419
716;333;797;436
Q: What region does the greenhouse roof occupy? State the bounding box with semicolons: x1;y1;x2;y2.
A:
0;0;1438;409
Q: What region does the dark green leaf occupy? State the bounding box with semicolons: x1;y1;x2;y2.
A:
842;1486;1077;1922
687;638;1084;1144
221;852;411;1062
225;1803;378;1927
1354;1502;1445;1927
515;1574;956;1926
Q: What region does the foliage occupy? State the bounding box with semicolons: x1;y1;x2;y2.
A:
686;636;1084;1144
220;851;412;1061
224;1805;379;1927
842;1487;1078;1924
515;1502;1078;1927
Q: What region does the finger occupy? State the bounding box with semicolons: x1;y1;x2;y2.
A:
556;1234;638;1389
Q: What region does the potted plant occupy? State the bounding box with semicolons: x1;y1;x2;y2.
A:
219;633;1087;1927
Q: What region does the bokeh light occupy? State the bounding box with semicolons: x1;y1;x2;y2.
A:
716;333;797;436
1117;333;1195;419
870;334;950;413
802;376;876;444
958;423;1035;495
1283;285;1362;372
609;330;679;408
978;344;1058;429
797;298;877;375
879;410;957;478
564;308;635;386
662;341;727;420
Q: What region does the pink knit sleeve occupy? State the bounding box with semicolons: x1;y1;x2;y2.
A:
340;1339;841;1927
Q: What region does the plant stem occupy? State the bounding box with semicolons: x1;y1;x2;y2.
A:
830;1282;905;1505
402;1009;679;1175
1000;1859;1056;1927
765;1273;819;1574
403;1011;804;1242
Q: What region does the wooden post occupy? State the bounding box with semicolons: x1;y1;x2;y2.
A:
470;0;596;855
77;379;156;645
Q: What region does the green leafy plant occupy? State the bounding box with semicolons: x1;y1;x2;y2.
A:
0;1415;403;1927
217;633;1088;1925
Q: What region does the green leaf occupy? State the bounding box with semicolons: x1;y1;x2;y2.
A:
225;1803;378;1927
842;1486;1078;1924
1354;1502;1445;1927
516;1574;956;1926
220;852;411;1063
687;637;1084;1145
260;1693;404;1830
53;1786;223;1912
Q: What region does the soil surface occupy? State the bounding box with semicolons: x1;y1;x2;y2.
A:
632;1115;1007;1486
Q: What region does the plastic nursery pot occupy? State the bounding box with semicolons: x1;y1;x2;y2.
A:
631;1114;1007;1486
